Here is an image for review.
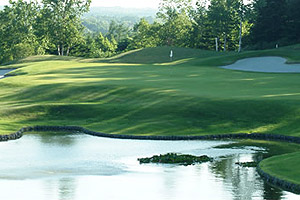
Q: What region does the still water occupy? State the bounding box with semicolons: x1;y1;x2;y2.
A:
0;133;299;200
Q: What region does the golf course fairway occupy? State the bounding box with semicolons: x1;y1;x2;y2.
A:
1;45;300;187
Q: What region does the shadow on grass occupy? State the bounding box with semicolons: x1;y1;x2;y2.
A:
87;46;225;64
1;55;86;66
0;84;297;136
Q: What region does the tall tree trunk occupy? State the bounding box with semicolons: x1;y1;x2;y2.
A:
238;20;242;53
61;45;64;56
58;45;61;56
223;35;227;52
66;47;70;56
215;37;218;52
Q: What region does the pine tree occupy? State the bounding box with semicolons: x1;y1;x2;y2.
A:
250;0;287;47
287;0;300;42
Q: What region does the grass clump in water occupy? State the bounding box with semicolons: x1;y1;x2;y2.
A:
138;153;213;166
235;161;258;168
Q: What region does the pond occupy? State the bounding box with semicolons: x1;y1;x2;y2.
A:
0;133;299;200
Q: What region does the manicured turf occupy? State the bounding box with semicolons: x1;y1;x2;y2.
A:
1;46;300;136
1;45;300;185
259;152;300;185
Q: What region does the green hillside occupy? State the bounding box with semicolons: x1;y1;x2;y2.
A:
1;46;300;136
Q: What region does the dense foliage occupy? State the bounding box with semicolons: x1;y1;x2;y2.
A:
1;0;300;63
130;0;300;51
0;0;92;63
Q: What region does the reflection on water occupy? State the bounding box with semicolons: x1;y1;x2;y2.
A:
0;133;299;200
38;132;77;146
211;154;287;200
58;178;76;200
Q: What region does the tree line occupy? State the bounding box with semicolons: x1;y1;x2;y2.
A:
1;0;300;64
0;0;93;63
131;0;300;51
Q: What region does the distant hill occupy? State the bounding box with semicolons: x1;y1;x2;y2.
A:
82;7;157;34
86;7;157;18
0;5;156;34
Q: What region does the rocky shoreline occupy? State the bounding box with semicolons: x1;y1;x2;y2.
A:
3;125;300;143
257;166;300;194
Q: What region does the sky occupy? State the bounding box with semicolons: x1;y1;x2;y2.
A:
0;0;252;8
92;0;160;8
0;0;160;8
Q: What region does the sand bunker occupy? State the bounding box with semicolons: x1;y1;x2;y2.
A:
220;57;300;73
0;69;14;79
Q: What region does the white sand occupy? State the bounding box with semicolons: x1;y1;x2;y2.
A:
220;57;300;73
0;69;14;79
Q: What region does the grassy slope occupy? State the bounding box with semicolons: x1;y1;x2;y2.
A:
1;46;300;136
1;45;300;185
259;152;300;185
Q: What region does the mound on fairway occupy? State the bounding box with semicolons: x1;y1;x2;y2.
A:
220;56;300;73
106;46;221;64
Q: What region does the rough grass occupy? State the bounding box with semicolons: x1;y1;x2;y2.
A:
1;45;300;185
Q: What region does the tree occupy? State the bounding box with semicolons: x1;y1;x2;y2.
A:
237;1;252;52
106;21;130;42
157;0;193;17
94;32;106;52
250;0;287;48
206;0;242;51
189;1;214;49
129;18;160;49
286;0;300;43
190;0;244;51
156;0;193;47
0;0;41;63
41;0;91;56
110;36;118;52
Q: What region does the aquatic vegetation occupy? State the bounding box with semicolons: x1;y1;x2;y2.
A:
138;153;213;166
235;161;258;168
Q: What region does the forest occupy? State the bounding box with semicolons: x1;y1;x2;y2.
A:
0;0;300;64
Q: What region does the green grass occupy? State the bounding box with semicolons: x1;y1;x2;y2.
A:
217;139;300;159
1;46;300;136
1;45;300;185
259;152;300;185
216;139;300;186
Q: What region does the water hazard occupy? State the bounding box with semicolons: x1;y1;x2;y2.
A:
0;133;299;200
